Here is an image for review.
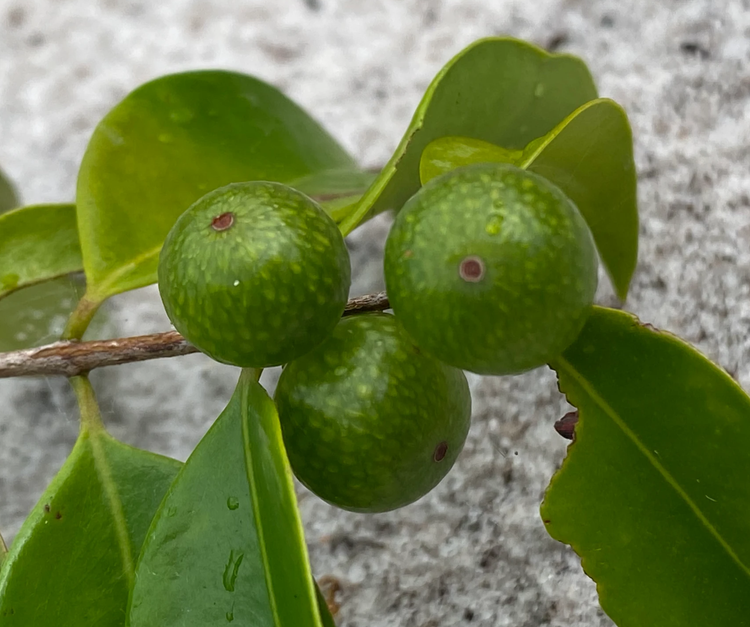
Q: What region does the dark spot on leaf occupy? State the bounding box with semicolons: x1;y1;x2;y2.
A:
211;212;234;231
543;519;551;524
55;511;62;520
554;411;578;440
43;504;50;513
459;256;484;282
403;249;414;259
433;441;448;462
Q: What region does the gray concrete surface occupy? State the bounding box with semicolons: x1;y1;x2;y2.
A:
1;1;749;625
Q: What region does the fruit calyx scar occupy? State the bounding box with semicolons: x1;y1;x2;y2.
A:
211;212;235;231
459;256;485;282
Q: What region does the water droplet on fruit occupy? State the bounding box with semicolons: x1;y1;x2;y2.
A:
433;441;448;462
211;212;235;231
227;496;240;510
459;256;485;282
233;280;240;287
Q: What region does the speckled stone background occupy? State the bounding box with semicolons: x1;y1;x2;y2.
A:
1;1;749;625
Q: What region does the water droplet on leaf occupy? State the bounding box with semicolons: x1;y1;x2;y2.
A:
227;496;239;510
222;550;244;591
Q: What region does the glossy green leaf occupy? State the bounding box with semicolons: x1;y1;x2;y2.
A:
0;168;18;214
0;276;84;351
0;421;181;625
339;36;598;235
76;70;358;302
520;99;638;299
543;307;750;626
290;168;378;225
290;168;377;200
0;204;82;300
128;371;323;627
419;136;523;184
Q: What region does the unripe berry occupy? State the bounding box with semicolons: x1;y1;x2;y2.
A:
158;181;351;368
275;313;471;513
384;163;597;375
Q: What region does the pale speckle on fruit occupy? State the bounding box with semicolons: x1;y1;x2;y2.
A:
485;216;503;235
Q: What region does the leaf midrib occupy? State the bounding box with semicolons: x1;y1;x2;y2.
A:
240;379;281;626
89;244;161;300
88;432;135;589
556;355;750;580
239;375;323;627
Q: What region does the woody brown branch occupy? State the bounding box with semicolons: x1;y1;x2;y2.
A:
0;291;390;379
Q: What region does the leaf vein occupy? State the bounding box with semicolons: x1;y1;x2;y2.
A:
557;355;750;580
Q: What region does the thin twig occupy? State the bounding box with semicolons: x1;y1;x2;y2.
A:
0;292;390;379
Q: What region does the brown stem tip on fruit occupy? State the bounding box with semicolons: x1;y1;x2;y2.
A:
211;212;235;231
433;441;449;462
459;256;485;282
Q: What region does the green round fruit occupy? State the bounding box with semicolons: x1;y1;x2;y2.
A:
384;162;598;375
274;313;471;513
158;181;351;368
